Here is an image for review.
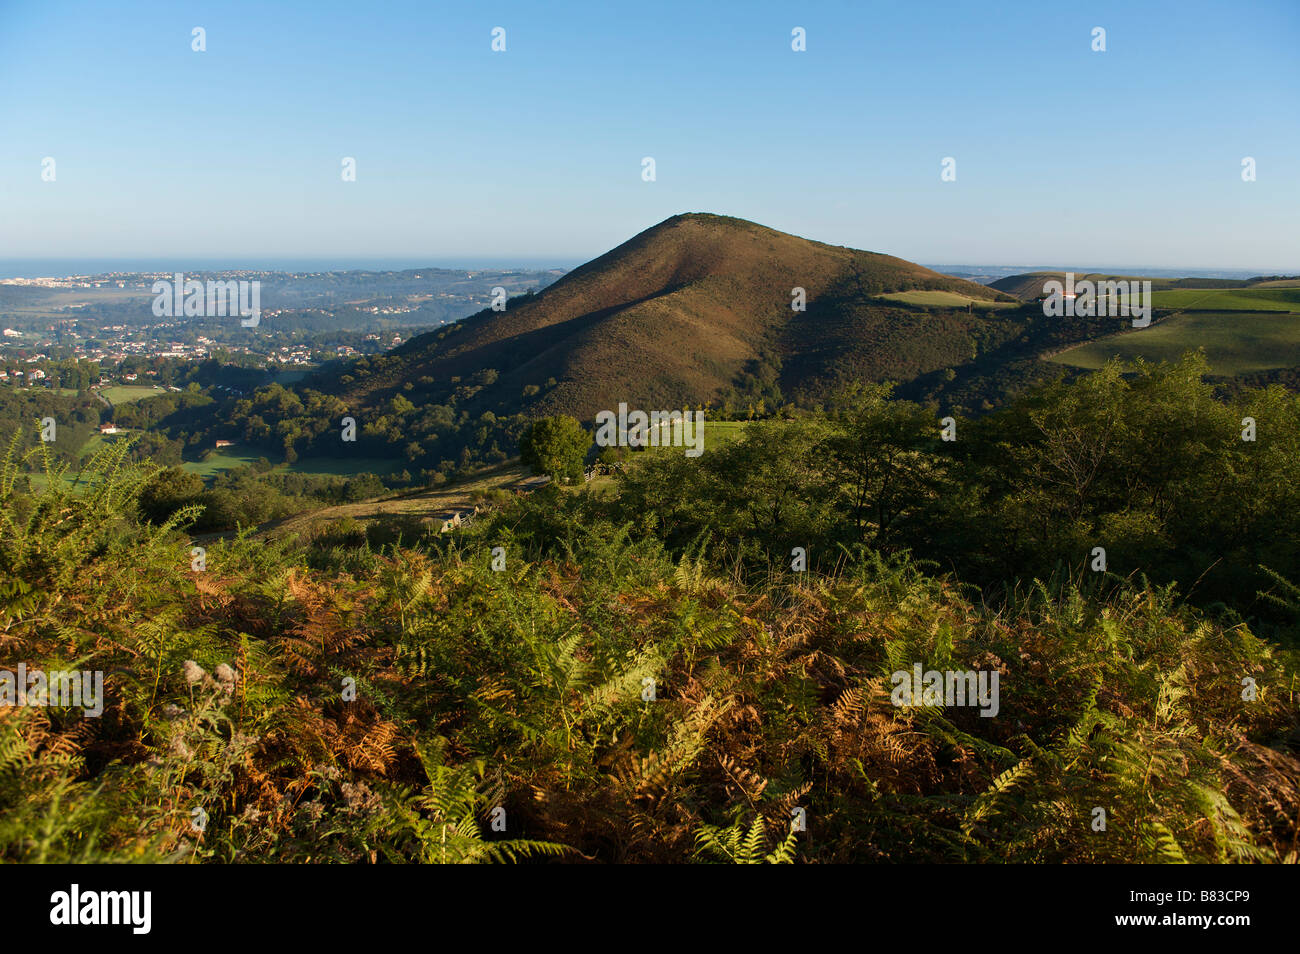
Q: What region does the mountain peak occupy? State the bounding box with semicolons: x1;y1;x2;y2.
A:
333;215;1015;420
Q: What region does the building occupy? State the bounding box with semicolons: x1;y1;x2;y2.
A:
99;423;120;435
215;439;236;449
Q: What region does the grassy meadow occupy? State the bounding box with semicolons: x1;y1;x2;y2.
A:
878;290;1020;309
180;451;400;479
1151;287;1300;312
100;384;166;404
1050;311;1300;374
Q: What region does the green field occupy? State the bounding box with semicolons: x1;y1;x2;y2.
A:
101;385;164;404
287;457;401;476
180;451;266;477
878;290;1017;309
1050;311;1300;374
635;418;749;457
181;452;399;478
26;433;117;491
699;419;748;448
1151;288;1300;312
79;432;110;456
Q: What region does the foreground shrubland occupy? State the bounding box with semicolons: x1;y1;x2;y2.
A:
2;436;1297;863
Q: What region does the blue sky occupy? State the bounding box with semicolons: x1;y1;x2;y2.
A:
1;0;1297;269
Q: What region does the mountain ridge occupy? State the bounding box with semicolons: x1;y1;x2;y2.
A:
325;213;1018;419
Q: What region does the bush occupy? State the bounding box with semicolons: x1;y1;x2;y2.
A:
519;414;590;481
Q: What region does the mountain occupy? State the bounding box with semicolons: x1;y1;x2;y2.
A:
321;213;1020;419
988;270;1296;301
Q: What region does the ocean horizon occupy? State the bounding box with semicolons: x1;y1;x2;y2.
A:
0;257;579;280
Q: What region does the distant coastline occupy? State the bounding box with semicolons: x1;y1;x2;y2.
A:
0;258;579;280
0;259;1276;284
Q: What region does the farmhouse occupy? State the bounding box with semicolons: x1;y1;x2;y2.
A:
215;439;237;449
99;423;120;435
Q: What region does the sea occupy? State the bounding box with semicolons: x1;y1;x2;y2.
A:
0;258;578;280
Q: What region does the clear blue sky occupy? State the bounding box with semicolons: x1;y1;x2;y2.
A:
1;0;1297;270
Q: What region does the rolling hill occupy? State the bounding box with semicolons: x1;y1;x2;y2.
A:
990;270;1300;303
318;213;1020;419
184;220;1299;473
982;270;1300;376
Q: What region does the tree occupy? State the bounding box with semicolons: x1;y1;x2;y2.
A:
138;467;205;524
705;417;833;549
519;415;589;481
823;382;938;548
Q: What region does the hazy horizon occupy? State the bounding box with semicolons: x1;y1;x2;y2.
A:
0;256;1281;283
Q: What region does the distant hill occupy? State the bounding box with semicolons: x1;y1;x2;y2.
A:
990;271;1300;302
318;213;1020;419
981;270;1300;382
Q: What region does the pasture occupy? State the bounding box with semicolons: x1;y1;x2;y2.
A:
1049;311;1300;374
101;385;164;404
1151;288;1300;312
181;450;266;477
635;417;749;457
180;452;400;478
878;290;1018;309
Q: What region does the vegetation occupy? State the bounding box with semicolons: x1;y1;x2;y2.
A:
101;385;168;404
519;414;588;481
15;219;1298;500
2;353;1297;864
1150;288;1300;312
299;214;1021;425
1052;312;1300;374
